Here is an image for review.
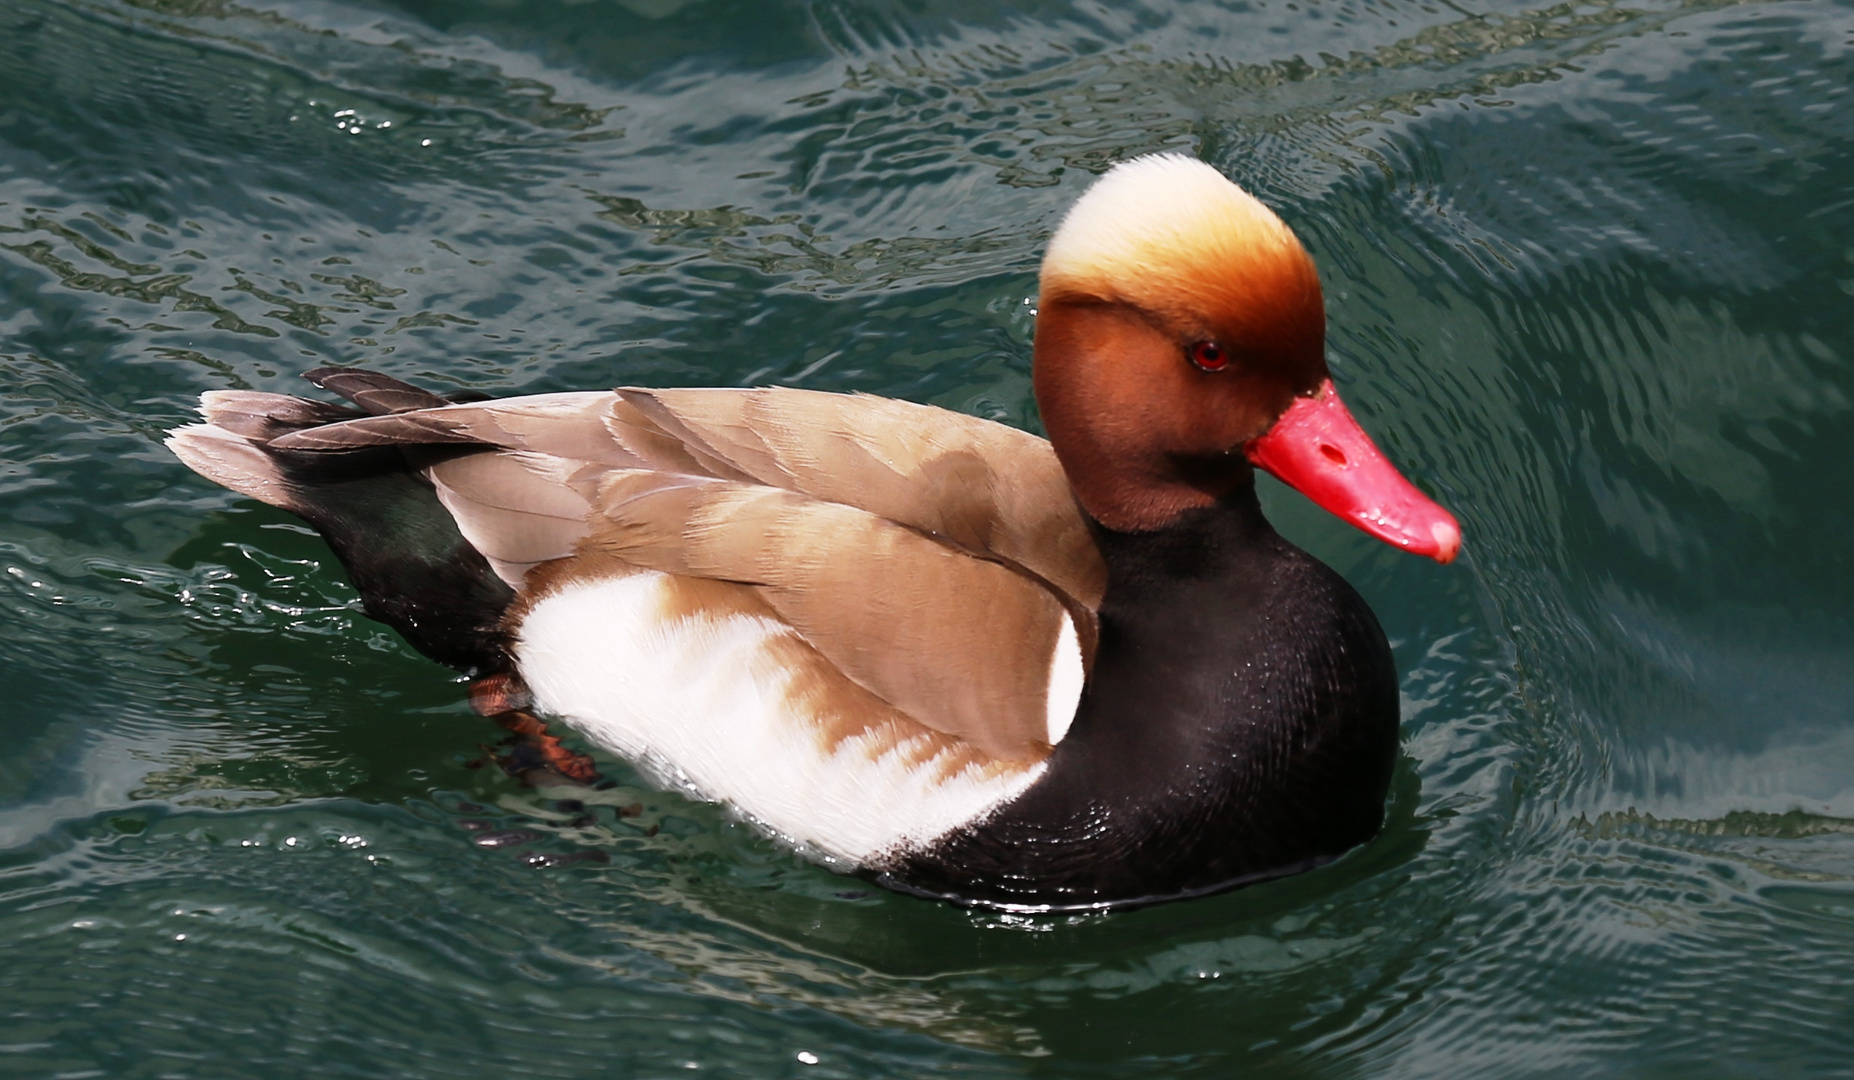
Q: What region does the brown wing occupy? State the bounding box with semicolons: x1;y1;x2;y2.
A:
269;386;1103;761
571;470;1076;762
612;388;1106;611
271;387;1106;610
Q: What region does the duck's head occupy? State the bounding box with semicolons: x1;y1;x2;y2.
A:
1033;153;1460;563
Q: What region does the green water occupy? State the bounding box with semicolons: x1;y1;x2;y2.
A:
3;0;1852;1075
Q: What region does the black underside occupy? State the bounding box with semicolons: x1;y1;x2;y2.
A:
255;370;515;675
879;485;1401;912
277;446;514;674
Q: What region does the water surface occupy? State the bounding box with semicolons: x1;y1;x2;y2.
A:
2;0;1852;1076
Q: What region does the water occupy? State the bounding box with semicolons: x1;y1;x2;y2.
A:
2;0;1851;1075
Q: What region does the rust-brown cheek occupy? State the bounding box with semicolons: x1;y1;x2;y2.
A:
1034;299;1299;532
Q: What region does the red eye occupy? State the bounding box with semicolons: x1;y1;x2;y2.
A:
1190;341;1229;371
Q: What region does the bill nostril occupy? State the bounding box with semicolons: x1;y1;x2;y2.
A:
1320;444;1348;466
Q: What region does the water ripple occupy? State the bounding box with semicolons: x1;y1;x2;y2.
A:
3;0;1853;1075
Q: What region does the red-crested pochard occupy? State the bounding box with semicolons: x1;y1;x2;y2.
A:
168;154;1460;912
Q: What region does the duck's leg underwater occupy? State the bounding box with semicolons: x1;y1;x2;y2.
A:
468;672;604;788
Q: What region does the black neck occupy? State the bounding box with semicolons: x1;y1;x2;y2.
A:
884;484;1400;911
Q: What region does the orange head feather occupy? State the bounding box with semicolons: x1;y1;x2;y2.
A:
1032;154;1329;531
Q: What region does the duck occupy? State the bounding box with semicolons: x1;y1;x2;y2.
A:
166;153;1460;913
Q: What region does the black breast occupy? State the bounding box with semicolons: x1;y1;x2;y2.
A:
878;486;1400;911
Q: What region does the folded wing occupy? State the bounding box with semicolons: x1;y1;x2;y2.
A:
196;374;1104;763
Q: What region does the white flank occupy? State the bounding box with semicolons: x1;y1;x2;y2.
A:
1045;613;1084;747
513;572;1046;865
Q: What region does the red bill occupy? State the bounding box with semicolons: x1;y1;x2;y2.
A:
1245;379;1461;564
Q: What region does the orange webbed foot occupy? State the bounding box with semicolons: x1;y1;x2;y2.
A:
467;673;604;787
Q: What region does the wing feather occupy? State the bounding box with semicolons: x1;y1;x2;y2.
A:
582;472;1073;762
627;388;1107;612
247;381;1104;758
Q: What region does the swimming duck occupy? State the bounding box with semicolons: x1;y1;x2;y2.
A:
167;154;1459;912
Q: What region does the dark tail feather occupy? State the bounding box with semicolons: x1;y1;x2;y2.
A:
303;366;456;416
168;377;516;675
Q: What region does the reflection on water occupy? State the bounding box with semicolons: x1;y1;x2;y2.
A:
2;0;1852;1075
